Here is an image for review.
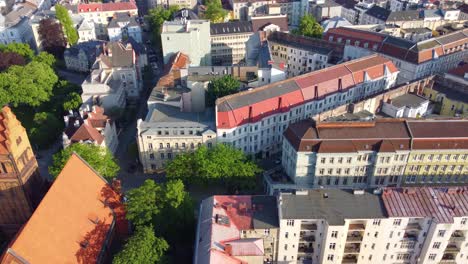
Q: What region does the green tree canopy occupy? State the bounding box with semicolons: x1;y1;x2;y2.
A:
62;92;82;111
204;0;228;23
0;43;34;61
29;112;64;148
33;52;56;67
146;5;179;44
293;14;323;38
113;225;169;264
166;144;262;189
0;61;58;107
55;4;79;45
206;75;240;106
49;144;120;180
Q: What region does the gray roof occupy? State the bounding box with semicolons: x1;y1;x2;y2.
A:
144;103;215;128
210;21;253;35
280;189;387;225
268;34;333;55
364;5;391;21
389;93;428;108
423;9;443;18
65;40;104;59
101;42;134;68
4;4;35;27
252;196;279;229
387;10;422;22
108;12;139;29
402;27;432;34
432;86;468;104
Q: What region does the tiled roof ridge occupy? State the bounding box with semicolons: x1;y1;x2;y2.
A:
216;54;381;104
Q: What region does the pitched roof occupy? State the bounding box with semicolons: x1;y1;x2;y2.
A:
251;15;288;32
225;238;264;256
69;122;104;144
100;42;134;68
2;154;123;264
216;55;397;129
387;10;422;22
364;5;391;21
0;106;16;155
388;93;428;108
382;187;468;223
210;21;253;35
77;1;137;13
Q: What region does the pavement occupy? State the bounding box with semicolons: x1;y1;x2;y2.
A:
57;69;87;86
35;140;62;181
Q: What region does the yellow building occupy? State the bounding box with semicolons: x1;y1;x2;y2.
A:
423;86;468;117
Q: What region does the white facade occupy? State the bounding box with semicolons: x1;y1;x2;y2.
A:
78;20;96;43
381;95;429;118
161;20;211;66
81;69;127;111
0;5;36;46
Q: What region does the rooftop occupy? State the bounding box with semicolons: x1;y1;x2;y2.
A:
77;1;137;13
382;187;468;223
364;5;391;21
210;21;253;35
2;154;126;263
107;12;139;28
387;10;422;21
141;104;215;129
280;189;386;224
387;93;428;108
447;63;468;79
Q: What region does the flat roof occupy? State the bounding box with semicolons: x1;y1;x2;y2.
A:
389;93;428;108
280;189;387;225
143;103;215;128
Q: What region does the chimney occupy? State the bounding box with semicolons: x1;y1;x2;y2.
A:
338;78;342;91
64;116;69;126
74;120;80;128
225;244;233;255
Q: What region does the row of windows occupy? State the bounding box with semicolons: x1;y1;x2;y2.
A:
405;174;468;184
411;153;468;162
148;142;212;151
408;164;465;173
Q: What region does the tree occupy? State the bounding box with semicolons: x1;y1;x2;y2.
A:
38;18;67;58
0;43;34;61
125;179;162;226
206;75;240;106
166;144;262;189
0;52;26;71
203;0;228;23
29;112;64;148
113;225;169;264
33;52;56;67
55;4;79;45
49;144;120;180
293;14;323;38
146;6;179;44
62;92;82;111
0;61;58;107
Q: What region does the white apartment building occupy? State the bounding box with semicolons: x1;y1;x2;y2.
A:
76;2;138;39
277;187;468;264
137;104;216;172
77;19;96;43
161;20;211;66
210;21;253;65
81;68;127;111
147;0;196;10
0;4;36;46
381;93;429;118
325;27;468;84
215;55;398;157
107;13;142;43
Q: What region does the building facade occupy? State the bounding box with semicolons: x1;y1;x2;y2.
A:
281;119;468;190
325;27;468;84
161;20;211;66
210;21;253;65
381;93;429;118
107;12;142;43
0;106;44;236
215;55;398;157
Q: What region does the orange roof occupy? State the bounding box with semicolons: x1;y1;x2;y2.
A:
2;154;122;264
70;123;104;144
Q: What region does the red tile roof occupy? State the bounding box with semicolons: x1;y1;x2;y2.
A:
70;122;104;145
382;187;468;223
2;154;127;264
225;238;264;256
216;55;398;129
78;1;137;13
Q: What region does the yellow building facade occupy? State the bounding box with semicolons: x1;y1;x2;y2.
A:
423;86;468;117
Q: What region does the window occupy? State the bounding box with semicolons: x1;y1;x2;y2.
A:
160;153;165;159
433;242;441;249
374;232;379;238
286;220;294;226
148;143;153;149
149;154;154;160
285;232;289;238
373;219;381;226
284;244;288;250
264;229;270;235
159;143;163;149
462;218;467;225
393;219;401;226
438;230;446;237
329;243;336;250
327;254;334;261
429;254;436;260
331;231;338;238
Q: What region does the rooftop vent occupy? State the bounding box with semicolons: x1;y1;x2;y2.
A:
295;189;308;195
215;214;230;226
323;193;329;198
353;190;365;195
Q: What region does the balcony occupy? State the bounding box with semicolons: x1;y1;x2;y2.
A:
405;223;422;230
298;246;314;254
299;235;315;242
439;253;457;264
444;244;460;253
449;231;465;242
346;233;363;242
301;223;317;230
342;255;358;264
348;224;365;231
344;245;360;254
401;232;418;241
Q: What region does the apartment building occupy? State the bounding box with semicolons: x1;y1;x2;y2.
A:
210;21;253;65
0;2;36;46
381;93;429;118
268;32;335;77
64;40;103;73
137;104;216;172
107;12;142;43
195;187;468;264
325;27;468;84
147;0;196;9
76;1;138;39
215;55;398;157
194;195;279;264
276;187;468;264
161;20;211;66
281;119;468;190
